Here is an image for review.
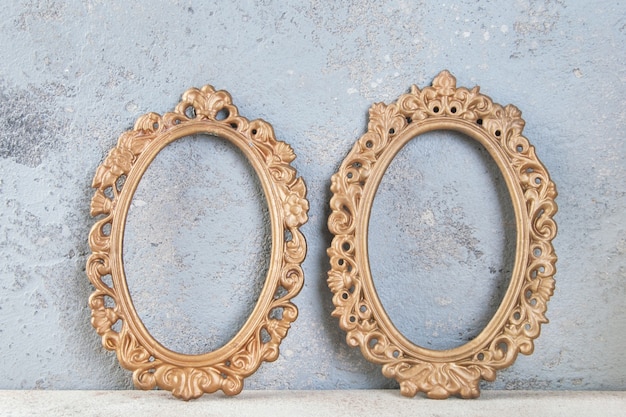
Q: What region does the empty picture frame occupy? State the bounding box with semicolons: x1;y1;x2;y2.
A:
87;85;308;400
327;70;558;399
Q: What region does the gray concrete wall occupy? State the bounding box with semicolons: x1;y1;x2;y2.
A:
0;0;624;391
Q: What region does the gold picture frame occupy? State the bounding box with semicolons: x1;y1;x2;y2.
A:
87;85;308;400
327;70;558;399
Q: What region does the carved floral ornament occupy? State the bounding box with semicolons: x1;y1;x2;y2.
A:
327;70;558;398
87;86;308;400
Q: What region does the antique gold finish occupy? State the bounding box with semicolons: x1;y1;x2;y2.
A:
327;71;558;399
87;86;308;400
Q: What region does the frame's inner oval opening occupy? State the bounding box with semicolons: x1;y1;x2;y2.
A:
123;134;271;355
368;129;516;351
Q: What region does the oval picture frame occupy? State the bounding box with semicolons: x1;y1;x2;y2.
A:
87;86;308;400
327;71;558;399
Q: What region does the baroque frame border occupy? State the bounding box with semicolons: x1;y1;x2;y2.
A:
87;85;308;400
327;70;558;399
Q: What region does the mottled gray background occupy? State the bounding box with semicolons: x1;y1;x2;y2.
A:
0;0;624;392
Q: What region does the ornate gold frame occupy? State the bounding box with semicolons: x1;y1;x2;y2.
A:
87;86;308;400
327;71;557;399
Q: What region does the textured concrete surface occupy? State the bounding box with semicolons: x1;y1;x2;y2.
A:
0;390;625;417
0;0;625;393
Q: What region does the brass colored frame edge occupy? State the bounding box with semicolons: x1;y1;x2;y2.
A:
87;86;308;400
327;70;558;399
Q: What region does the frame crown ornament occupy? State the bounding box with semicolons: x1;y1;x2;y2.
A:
327;70;558;399
87;85;308;400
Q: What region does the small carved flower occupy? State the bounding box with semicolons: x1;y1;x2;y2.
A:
90;297;118;334
106;147;133;177
93;147;133;189
283;192;308;228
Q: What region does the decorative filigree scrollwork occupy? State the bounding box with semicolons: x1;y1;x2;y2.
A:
327;70;557;399
87;85;308;400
